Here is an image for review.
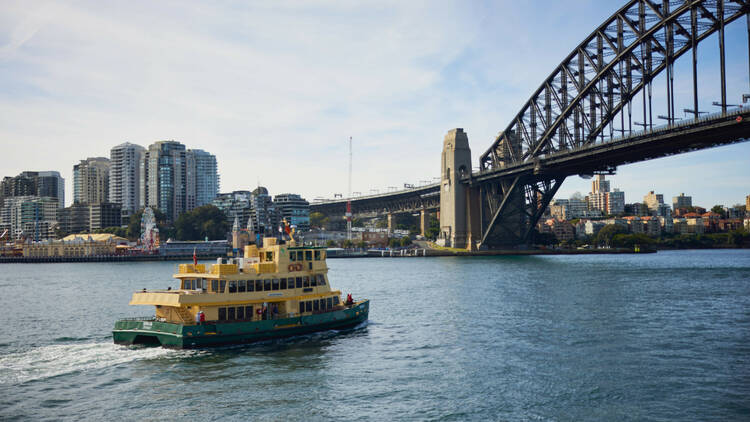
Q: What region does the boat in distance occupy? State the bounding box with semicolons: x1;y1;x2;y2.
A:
113;236;369;349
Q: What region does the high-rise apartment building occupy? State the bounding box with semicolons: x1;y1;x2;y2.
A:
212;191;252;228
644;191;668;216
140;141;219;222
189;149;219;208
274;193;310;231
1;171;65;208
0;196;58;240
73;157;110;204
592;175;610;195
110;142;146;219
608;189;625;215
250;187;279;236
672;193;692;210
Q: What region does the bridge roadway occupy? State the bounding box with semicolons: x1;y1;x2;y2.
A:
311;108;749;218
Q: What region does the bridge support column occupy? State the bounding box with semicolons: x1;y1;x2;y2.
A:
438;128;471;248
419;208;429;237
465;186;481;251
387;213;394;236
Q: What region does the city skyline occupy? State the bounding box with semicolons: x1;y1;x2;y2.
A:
1;1;748;207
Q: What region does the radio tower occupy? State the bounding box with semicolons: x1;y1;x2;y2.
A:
346;136;352;241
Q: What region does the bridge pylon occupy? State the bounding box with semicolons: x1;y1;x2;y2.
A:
438;128;472;249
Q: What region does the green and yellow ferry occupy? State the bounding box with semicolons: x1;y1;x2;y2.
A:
113;237;369;348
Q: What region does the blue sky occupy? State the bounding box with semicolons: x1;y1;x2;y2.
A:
0;0;748;208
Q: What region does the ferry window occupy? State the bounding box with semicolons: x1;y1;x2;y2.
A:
238;280;246;293
218;308;227;321
182;279;190;290
327;297;333;309
272;279;279;290
211;280;219;292
197;279;204;290
303;276;310;287
247;280;254;292
319;299;326;311
299;302;304;314
334;296;340;305
296;251;304;261
305;301;312;312
245;306;253;318
316;274;326;285
237;306;244;320
220;280;227;293
296;277;302;288
228;307;236;320
264;279;271;291
311;276;317;287
228;281;237;293
255;280;262;291
314;250;321;261
265;251;273;261
313;300;319;311
289;252;296;262
281;278;287;289
305;250;312;261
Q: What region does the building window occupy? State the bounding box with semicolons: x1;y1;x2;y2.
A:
296;277;302;288
296;251;304;261
305;250;312;261
264;279;271;291
272;279;279;290
218;308;226;320
237;306;244;320
310;276;317;287
228;307;236;320
314;250;321;261
228;281;237;293
238;280;246;293
281;278;287;289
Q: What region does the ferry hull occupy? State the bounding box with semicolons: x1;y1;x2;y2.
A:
113;300;369;349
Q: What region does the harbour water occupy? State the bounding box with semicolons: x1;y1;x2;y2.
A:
1;250;749;420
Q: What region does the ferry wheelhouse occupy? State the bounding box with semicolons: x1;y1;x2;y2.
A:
113;237;369;348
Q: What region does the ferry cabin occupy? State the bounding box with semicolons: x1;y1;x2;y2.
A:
129;238;343;325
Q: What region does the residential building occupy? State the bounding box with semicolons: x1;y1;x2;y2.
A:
140;141;219;222
608;189;625;215
584;220;606;237
644;191;664;215
274;193;310;231
73;157;110;204
1;171;65;208
672;193;692;211
213;191;253;228
686;216;705;234
592;175;610;194
249;187;279;236
0;196;58;240
110;142;146;220
658;216;674;234
89;202;122;230
57;203;90;235
189;149;219;208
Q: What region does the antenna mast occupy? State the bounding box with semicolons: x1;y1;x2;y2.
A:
346;136;352;241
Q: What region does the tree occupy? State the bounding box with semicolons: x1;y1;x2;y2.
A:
342;239;354;249
174;205;229;241
594;224;629;247
711;205;726;218
326;240;336;248
94;226;127;238
425;216;440;240
356;240;367;249
400;236;411;247
310;212;328;229
388;238;400;248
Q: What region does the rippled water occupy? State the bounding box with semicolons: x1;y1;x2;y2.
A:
1;250;749;421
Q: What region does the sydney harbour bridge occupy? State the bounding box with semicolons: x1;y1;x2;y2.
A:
312;0;750;250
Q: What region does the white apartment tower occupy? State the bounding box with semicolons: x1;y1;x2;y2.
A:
110;142;146;218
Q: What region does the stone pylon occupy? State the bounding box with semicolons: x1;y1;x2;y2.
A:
438;128;471;248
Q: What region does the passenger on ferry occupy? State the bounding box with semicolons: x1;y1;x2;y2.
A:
199;311;206;323
345;293;353;306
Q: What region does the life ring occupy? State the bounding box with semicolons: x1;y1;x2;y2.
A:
737;116;743;123
288;264;295;272
295;263;303;271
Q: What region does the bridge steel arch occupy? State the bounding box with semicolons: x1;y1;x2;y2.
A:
475;0;750;248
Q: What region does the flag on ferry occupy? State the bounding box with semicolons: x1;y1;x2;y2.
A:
193;247;197;266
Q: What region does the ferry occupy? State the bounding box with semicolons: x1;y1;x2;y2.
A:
112;237;369;348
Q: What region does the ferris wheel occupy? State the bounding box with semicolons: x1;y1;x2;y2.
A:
140;207;159;251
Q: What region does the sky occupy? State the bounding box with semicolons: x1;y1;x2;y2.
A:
1;0;748;209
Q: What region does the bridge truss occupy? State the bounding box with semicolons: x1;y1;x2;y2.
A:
476;0;750;247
